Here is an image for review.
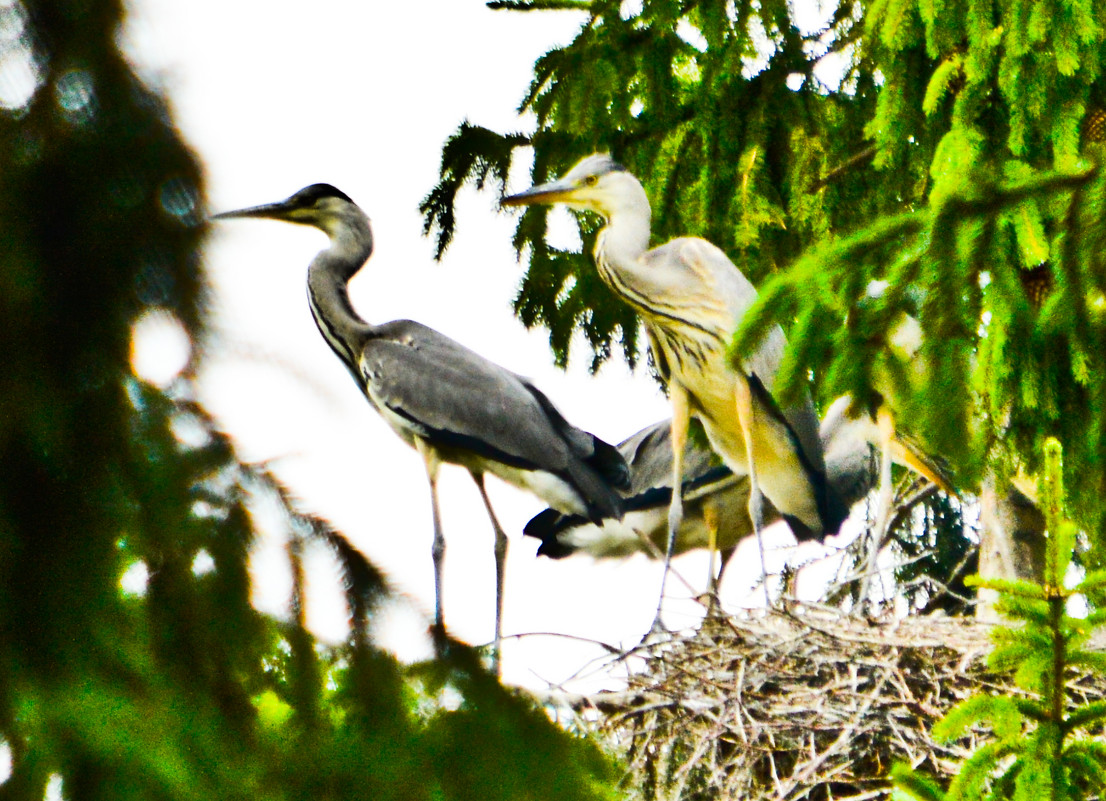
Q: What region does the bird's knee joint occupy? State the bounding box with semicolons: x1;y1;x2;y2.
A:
748;489;764;526
668;501;684;534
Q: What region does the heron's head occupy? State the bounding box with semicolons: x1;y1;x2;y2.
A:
502;153;647;220
212;184;363;238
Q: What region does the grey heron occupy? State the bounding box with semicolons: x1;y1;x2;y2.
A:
524;421;747;592
503;154;848;623
213;183;630;672
521;397;881;588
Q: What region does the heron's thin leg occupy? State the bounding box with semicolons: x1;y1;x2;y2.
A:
717;545;738;586
416;439;446;647
703;501;721;602
859;407;895;611
735;376;771;607
470;470;506;677
652;383;690;633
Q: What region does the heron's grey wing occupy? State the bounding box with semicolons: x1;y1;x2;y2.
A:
361;321;626;514
516;381;629;490
361;321;573;468
525;419;733;554
639;239;742;346
618;419;726;496
735;323;830;484
617;421;672;494
656;241;828;477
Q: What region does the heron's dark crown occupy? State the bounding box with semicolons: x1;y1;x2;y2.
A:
572;153;626;178
291;183;355;207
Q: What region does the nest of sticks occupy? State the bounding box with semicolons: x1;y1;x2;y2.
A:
556;606;1106;801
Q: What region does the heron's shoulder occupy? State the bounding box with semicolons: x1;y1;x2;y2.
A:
646;236;730;265
372;318;459;346
617;421;671;492
645;237;755;289
619;420;669;462
371;320;513;369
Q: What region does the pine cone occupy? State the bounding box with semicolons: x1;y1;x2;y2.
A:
1018;264;1052;309
1084;108;1106;144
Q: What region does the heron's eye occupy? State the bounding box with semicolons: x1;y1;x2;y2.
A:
584;174;599;187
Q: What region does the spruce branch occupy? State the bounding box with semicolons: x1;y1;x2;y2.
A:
806;145;878;192
893;439;1106;800
487;0;594;9
420;123;530;259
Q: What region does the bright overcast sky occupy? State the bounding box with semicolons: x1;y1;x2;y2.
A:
122;0;852;689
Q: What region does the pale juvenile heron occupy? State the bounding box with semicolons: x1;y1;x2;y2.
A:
213;183;630;671
503;155;848;623
523;397;883;591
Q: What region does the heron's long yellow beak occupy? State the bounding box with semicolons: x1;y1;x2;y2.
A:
888;435;956;495
501;178;580;208
211;199;300;223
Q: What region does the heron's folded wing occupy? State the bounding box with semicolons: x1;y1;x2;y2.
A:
360;322;576;471
617;419;726;496
360;321;627;520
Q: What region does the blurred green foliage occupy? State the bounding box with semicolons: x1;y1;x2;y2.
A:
0;1;620;798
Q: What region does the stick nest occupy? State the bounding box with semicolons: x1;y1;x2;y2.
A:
560;606;1106;801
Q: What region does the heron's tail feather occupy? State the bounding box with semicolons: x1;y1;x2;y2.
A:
523;508;581;558
520;382;631;516
524;481;672;557
587;435;632;491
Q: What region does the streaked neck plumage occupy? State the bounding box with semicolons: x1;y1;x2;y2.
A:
590;173;731;374
593;176;652;281
306;204;375;374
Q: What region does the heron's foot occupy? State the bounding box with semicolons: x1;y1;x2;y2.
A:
429;619;453;662
634;612;673;652
696;589;725;618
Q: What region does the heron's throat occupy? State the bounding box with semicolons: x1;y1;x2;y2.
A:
595;208;650;287
307;256;372;374
593;204;663;322
595;205;650;269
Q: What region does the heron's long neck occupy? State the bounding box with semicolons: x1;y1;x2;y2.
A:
306;220;374;375
593;187;656;315
595;204;650;274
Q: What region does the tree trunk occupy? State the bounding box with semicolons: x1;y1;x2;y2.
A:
976;476;1046;621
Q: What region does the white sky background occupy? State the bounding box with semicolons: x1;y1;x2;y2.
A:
122;0;855;690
